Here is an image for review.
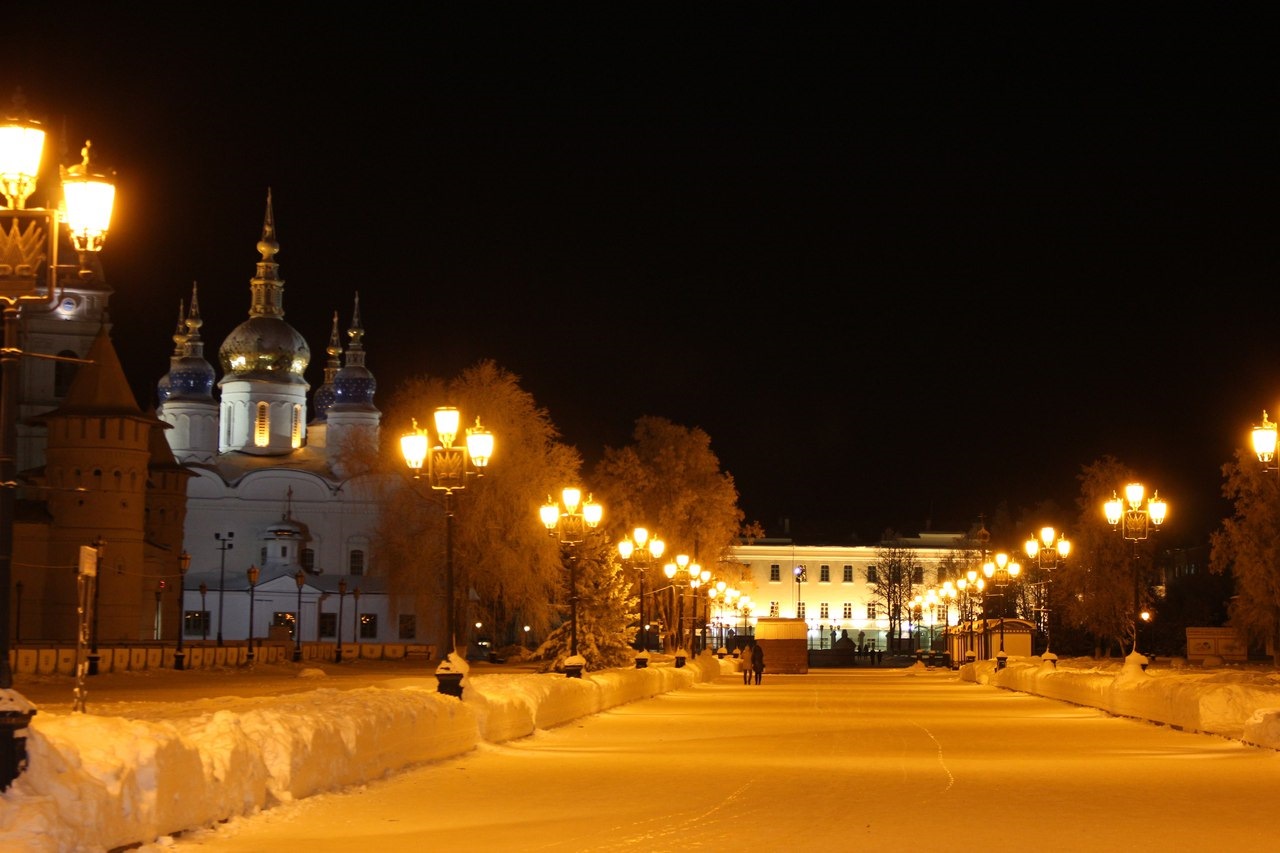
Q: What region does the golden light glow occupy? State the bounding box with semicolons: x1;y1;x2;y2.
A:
433;406;460;448
1252;410;1277;463
400;420;429;472
0;117;45;208
465;417;493;468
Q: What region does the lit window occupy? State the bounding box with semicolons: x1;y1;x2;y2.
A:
291;404;302;448
254;402;270;447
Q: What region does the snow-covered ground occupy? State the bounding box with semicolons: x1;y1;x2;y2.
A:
3;651;1280;852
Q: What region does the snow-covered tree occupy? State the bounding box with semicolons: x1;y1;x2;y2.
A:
530;528;638;672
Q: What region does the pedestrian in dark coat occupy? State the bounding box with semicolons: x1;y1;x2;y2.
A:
751;643;765;685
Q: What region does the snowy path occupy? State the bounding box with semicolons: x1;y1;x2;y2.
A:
152;668;1280;852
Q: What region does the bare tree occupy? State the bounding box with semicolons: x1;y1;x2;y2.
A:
869;530;922;651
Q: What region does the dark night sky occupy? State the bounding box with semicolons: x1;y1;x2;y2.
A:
11;7;1280;547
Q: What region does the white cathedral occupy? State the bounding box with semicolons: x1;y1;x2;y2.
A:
154;192;408;652
8;188;432;665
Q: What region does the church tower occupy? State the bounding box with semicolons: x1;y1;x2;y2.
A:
324;292;380;478
157;283;219;464
216;190;310;455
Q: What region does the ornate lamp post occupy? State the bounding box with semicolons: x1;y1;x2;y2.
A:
618;527;664;656
1024;526;1070;662
0;97;116;790
690;566;710;654
1104;482;1169;654
793;565;807;616
982;552;1022;668
213;532;234;646
400;407;494;666
245;565;260;663
174;552;191;670
663;553;701;666
292;570;305;662
1251;410;1278;470
351;587;361;655
336;579;347;663
199;584;208;641
957;570;985;662
539;488;603;677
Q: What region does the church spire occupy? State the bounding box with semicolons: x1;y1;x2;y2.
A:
312;311;342;422
247;188;285;319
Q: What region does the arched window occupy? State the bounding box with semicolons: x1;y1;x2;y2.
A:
291;404;303;448
254;402;270;447
349;549;365;576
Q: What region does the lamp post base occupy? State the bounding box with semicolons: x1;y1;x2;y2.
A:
173;651;185;671
87;653;99;676
0;690;36;792
436;672;464;697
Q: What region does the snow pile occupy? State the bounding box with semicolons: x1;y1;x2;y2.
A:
8;651;1280;852
976;654;1280;747
0;656;722;853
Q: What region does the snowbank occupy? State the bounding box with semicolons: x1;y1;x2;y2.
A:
974;654;1280;748
0;656;722;853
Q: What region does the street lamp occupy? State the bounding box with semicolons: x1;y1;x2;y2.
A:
174;552;191;670
690;566;710;654
1103;482;1169;654
664;553;701;666
0;96;116;790
292;570;305;662
400;406;494;663
351;587;361;656
539;488;603;677
956;571;984;663
1024;526;1070;661
336;579;347;663
213;532;234;646
982;552;1022;668
199;584;208;641
618;527;664;654
1251;410;1277;470
793;565;807;617
1104;482;1168;543
246;565;260;663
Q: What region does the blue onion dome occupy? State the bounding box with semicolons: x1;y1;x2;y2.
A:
217;191;310;385
168;283;217;400
312;311;342;422
331;292;377;410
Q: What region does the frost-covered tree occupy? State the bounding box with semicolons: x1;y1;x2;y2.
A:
376;360;581;659
1210;448;1280;665
1060;456;1159;657
529;528;638;672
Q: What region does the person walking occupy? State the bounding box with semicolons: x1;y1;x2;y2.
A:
751;642;765;685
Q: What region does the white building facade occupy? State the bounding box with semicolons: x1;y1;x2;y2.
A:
724;533;958;653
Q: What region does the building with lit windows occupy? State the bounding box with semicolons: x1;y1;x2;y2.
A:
728;533;958;652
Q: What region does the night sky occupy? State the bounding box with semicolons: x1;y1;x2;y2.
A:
11;8;1279;547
